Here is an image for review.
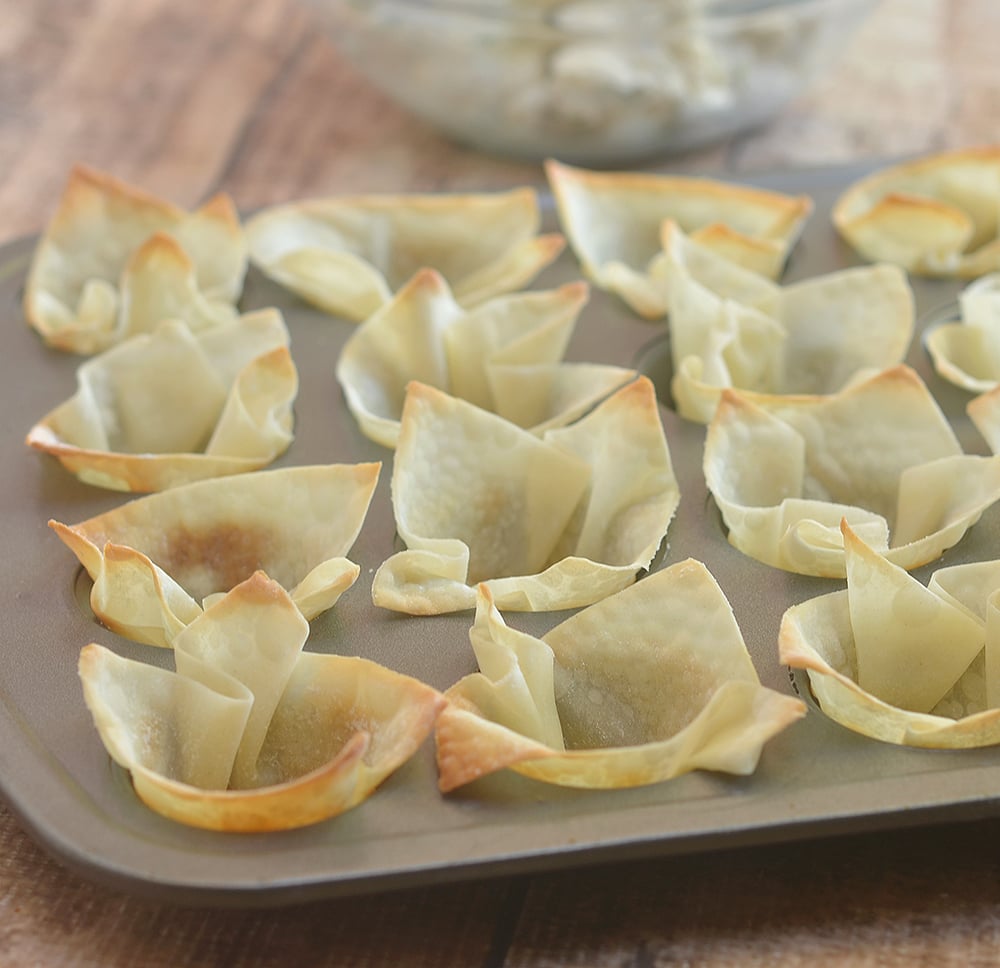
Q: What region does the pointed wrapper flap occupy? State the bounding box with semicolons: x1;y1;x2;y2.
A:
24;164;246;354
79;643;252;793
245;187;563;322
437;564;805;792
545;158;812;319
171;573;310;789
117;232;238;340
843;522;985;712
832;147;1000;277
26;309;297;492
50;462;380;646
79;573;445;832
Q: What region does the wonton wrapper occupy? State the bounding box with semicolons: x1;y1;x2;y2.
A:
925;273;1000;394
372;376;679;614
24;164;247;354
50;462;380;647
780;521;1000;748
832;147;1000;277
661;221;914;423
704;365;1000;577
79;572;444;831
436;563;805;791
545;159;812;318
245;188;564;322
26;309;297;492
336;268;635;447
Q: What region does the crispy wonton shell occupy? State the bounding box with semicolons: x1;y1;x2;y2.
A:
26;309;297;492
832;147;1000;277
704;365;1000;577
372;376;679;614
24;164;247;354
245;188;564;322
545;159;812;318
925;273;1000;394
436;565;805;791
51;462;381;647
780;521;1000;748
79;573;444;831
336;268;634;447
660;221;914;423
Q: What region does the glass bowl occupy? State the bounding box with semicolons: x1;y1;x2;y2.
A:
301;0;875;166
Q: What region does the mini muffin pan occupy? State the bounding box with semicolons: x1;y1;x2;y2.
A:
1;163;998;906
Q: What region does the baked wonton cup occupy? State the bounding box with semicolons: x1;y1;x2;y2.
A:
436;564;805;792
245;188;564;322
79;572;444;831
372;376;679;614
50;462;380;647
780;521;1000;748
925;273;1000;394
704;365;1000;578
24;164;247;354
661;221;914;423
545;159;812;319
832;146;1000;277
336;268;635;447
26;309;297;492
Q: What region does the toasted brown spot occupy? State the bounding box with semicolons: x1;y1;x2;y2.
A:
161;523;274;599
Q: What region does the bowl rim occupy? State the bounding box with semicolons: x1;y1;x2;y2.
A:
314;0;875;33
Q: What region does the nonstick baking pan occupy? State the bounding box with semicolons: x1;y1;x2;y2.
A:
1;163;997;907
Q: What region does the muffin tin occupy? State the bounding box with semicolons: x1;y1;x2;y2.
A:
1;163;998;905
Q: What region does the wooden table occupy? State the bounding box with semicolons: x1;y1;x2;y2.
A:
2;0;1000;964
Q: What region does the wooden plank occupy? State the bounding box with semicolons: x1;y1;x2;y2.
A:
505;818;1000;967
0;805;513;967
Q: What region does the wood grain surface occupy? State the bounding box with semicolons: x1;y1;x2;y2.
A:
2;0;1000;965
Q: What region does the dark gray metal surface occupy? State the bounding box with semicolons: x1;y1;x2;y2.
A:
1;164;997;907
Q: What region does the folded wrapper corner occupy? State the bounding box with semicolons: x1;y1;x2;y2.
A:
50;462;380;647
336;267;636;447
371;376;679;614
780;520;1000;748
660;221;914;423
544;159;812;319
244;187;564;322
832;147;1000;277
926;272;1000;395
26;308;297;492
24;164;247;354
79;572;444;832
704;365;1000;577
436;562;805;792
